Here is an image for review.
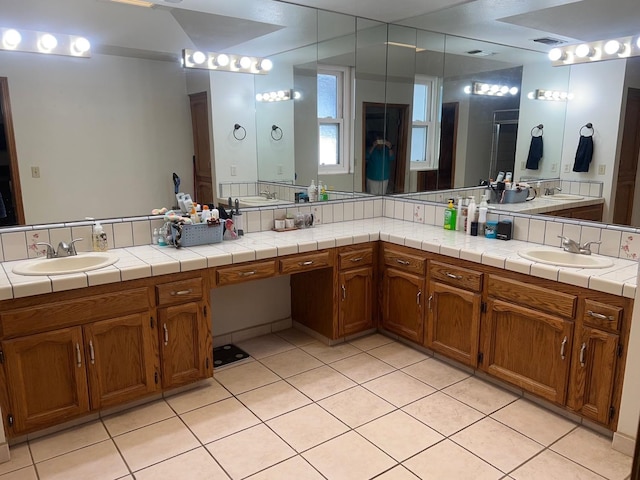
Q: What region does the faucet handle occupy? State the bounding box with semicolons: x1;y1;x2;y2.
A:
580;240;601;254
36;242;56;259
69;238;84;256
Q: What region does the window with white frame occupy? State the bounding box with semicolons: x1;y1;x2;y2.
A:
318;66;352;174
410;75;440;170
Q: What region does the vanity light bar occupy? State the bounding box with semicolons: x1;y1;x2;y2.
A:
255;89;301;102
527;89;574;101
464;81;518;96
0;27;91;58
181;49;272;75
549;34;640;66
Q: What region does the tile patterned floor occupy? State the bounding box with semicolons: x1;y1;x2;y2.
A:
0;330;633;480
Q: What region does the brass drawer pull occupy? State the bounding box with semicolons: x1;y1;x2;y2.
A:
75;343;82;367
299;261;314;266
89;340;95;365
428;294;432;310
239;271;256;277
163;324;169;346
396;259;410;266
587;310;614;321
579;342;587;367
560;336;567;360
445;272;463;280
341;285;346;300
350;257;363;262
417;290;422;305
171;289;193;296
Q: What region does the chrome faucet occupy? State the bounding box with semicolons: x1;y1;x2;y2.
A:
544;186;562;195
558;236;601;255
36;238;83;258
260;188;276;200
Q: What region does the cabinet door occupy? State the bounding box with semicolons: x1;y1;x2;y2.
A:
483;299;574;404
158;302;212;389
3;327;90;434
427;281;481;367
568;326;618;425
382;268;424;343
339;266;373;336
84;313;160;410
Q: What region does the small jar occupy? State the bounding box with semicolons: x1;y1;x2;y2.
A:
485;221;498;239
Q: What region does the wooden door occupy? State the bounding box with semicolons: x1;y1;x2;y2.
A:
613;88;640;225
382;268;424;343
189;92;214;204
3;327;90;433
339;266;373;336
0;77;25;225
437;102;458;190
84;313;160;410
483;299;573;404
568;326;618;425
158;302;211;389
427;281;481;367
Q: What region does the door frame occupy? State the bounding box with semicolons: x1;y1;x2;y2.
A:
0;77;25;225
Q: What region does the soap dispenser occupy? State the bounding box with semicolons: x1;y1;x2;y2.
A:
92;221;108;252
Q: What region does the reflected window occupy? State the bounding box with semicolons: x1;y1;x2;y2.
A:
410;75;440;170
318;66;352;174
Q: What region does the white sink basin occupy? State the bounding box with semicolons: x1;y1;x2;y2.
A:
237;196;289;208
12;253;119;276
543;194;584;201
518;248;613;268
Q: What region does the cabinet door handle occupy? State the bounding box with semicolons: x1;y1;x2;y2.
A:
163;324;169;346
239;271;256;277
170;289;193;296
299;261;314;266
350;257;363;262
89;340;95;365
396;259;410;266
579;343;587;367
428;295;433;310
587;310;614;321
341;284;346;300
75;343;82;367
560;336;567;360
417;290;422;305
445;272;463;280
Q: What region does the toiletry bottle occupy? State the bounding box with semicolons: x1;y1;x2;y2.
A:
466;197;477;235
443;199;456;230
308;180;317;202
478;194;488;236
455;196;464;231
152;228;159;245
201;205;211;223
190;206;199;224
92;221;108;252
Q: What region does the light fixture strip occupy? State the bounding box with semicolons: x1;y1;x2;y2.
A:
256;89;296;102
527;89;573;101
182;49;272;75
465;81;519;97
0;27;91;58
549;34;639;66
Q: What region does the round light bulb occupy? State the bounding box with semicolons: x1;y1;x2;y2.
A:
560;92;568;100
3;29;21;49
215;54;229;67
239;56;251;69
500;86;509;94
39;33;58;52
604;40;624;55
259;59;273;71
293;91;301;100
636;37;640;49
548;48;564;62
463;85;471;94
191;51;206;64
544;90;553;99
490;84;500;93
480;83;490;93
575;43;593;58
277;90;285;98
509;86;519;95
269;92;277;99
527;91;535;100
255;93;263;102
552;91;561;100
567;93;575;100
71;37;90;55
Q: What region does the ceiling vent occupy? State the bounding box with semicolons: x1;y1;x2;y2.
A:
466;49;495;56
533;37;565;46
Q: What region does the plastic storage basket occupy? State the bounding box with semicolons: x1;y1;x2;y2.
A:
170;222;223;247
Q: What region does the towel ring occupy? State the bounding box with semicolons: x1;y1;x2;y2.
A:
531;124;543;137
271;125;283;141
233;124;247;141
580;123;594;137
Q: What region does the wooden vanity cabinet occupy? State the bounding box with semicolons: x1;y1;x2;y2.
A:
426;261;482;367
155;276;212;389
337;244;376;337
482;276;577;404
380;244;427;343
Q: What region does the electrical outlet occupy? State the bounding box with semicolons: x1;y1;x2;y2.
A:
598;165;606;175
230;165;237;176
551;163;557;172
564;164;570;173
31;166;40;178
277;164;283;175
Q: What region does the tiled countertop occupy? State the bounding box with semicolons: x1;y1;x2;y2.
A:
489;195;604;215
0;217;637;301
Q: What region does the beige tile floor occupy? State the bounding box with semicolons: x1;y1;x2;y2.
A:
0;330;633;480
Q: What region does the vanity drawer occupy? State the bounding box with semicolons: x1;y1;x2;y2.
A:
279;251;333;274
582;299;622;332
216;260;277;286
156;277;204;306
383;247;426;276
338;245;374;270
488;276;576;318
429;261;482;292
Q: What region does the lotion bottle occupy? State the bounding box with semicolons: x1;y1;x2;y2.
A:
466;197;477;235
478;194;489;236
308;180;317;202
92;221;108;252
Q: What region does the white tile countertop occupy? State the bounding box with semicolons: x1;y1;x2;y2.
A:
488;195;603;215
0;217;637;301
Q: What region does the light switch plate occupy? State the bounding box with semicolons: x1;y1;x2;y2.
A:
31;166;40;178
598;165;606;175
230;165;237;176
564;164;570;173
551;163;557;172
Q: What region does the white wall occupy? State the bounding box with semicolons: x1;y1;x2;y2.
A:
1;51;194;224
210;71;258;190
